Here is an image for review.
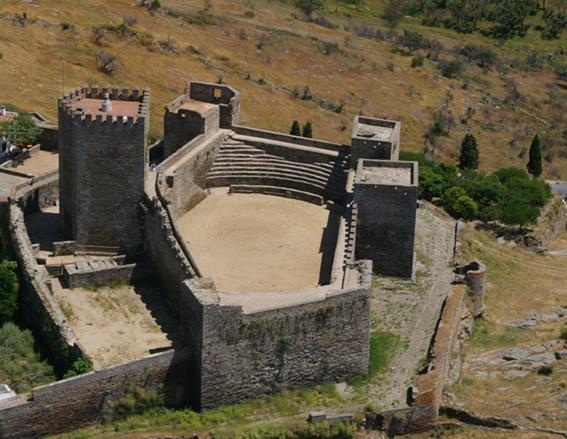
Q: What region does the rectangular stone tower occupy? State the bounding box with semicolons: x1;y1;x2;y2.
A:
163;82;239;158
58;86;150;255
353;159;418;278
351;116;400;167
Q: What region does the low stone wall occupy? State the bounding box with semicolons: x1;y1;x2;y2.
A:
8;201;84;374
523;194;566;249
233;125;347;153
180;279;372;410
52;240;77;256
63;263;137;289
0;349;191;439
376;289;465;435
10;169;58;212
228;184;324;205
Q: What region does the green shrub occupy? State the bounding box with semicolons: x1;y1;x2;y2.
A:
537;365;553;376
438;59;464;78
290;120;301;136
0;260;18;323
559;326;567;341
411;55;424;68
302;122;313;138
111;386;164;421
64;354;93;378
458;44;497;69
498;202;539;226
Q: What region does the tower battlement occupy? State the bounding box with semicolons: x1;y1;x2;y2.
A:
58;86;150;125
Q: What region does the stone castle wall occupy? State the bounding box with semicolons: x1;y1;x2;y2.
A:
180;280;372;410
159;131;227;217
144;195;198;308
8;201;84;375
0;349;191;439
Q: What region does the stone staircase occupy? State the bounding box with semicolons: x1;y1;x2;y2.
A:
206;136;349;203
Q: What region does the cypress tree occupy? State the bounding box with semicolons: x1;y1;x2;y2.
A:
458;133;479;170
302;122;313;138
526;134;542;178
290;120;301;136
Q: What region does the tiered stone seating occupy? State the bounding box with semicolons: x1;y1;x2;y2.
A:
206;137;348;203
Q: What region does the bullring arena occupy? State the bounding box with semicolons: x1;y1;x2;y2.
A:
0;81;421;437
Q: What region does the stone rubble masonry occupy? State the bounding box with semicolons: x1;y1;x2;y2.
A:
465;261;486;318
523;193;566;249
354;160;418;278
351;116;400;166
188;81;240;128
58;86;150;256
7;201;84;374
0;349;191;439
163;92;220;158
232;125;348;153
144;194;198;308
63;262;137;289
10;169;58;212
179;276;372;410
159;131;228;217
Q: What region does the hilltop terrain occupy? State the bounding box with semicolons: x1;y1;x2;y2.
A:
0;0;565;177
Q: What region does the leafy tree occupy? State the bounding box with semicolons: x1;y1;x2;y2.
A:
527;134;542;178
541;10;567;39
498;202;539;226
295;0;323;18
493;167;530;184
489;0;539;38
443;186;479;219
0;113;41;147
0;260;18;323
302;122;313;138
382;0;406;28
446;0;485;33
290;120;301;136
458;134;479;170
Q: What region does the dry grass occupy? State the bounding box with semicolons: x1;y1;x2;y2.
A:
0;0;565;177
450;226;567;430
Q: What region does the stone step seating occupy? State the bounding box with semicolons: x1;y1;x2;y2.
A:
229;184;324;205
207;140;348;201
212;157;340;180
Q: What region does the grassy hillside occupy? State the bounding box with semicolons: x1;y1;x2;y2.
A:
0;0;565;177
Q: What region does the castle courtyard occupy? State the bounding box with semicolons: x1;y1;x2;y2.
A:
177;188;339;292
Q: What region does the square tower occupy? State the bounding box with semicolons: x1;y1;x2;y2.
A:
353;159;418;278
58;86;150;255
351;116;400;167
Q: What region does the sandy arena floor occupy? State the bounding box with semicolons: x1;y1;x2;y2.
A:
177;189;337;292
53;280;177;369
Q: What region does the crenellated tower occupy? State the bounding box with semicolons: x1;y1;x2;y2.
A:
58;86;150;255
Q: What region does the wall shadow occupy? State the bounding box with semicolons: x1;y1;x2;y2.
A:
318;208;341;285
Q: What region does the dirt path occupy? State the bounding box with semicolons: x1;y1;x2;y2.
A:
368;203;456;409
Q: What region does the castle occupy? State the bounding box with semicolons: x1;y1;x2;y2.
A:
0;81;418;436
